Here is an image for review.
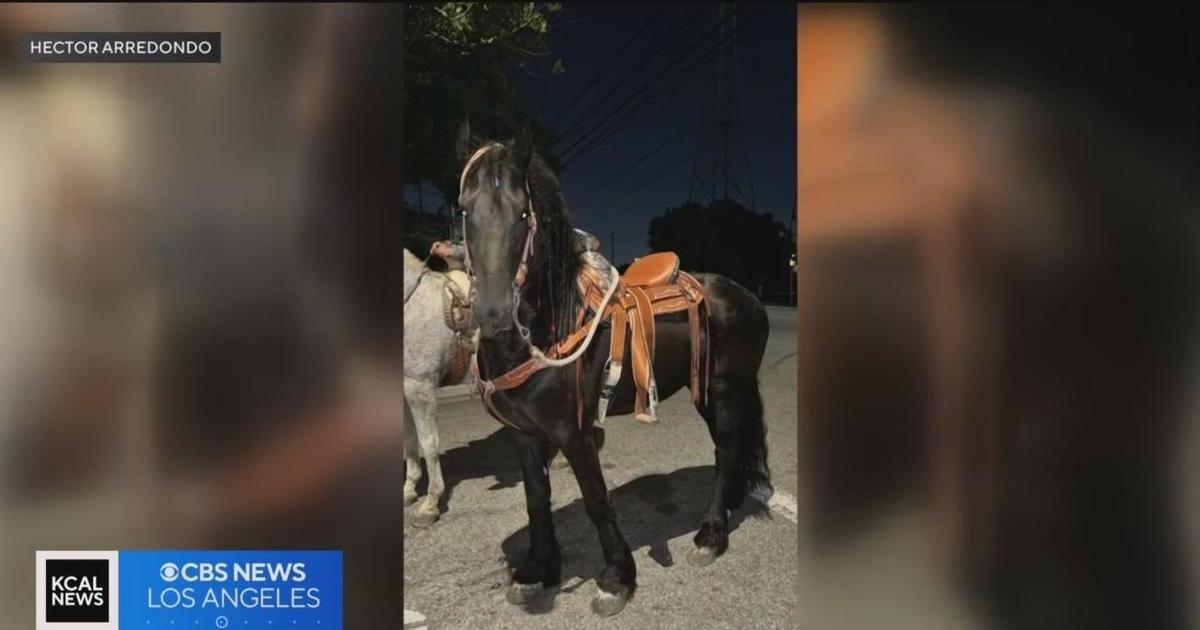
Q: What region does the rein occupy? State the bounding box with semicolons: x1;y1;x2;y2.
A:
403;248;437;305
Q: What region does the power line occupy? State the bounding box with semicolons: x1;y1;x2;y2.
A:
614;134;680;176
574;82;789;202
555;4;707;147
573;44;788;202
556;4;738;160
559;5;741;163
551;3;667;130
564;7;787;210
561;4;756;167
743;88;795;123
586;150;695;214
570;120;696;198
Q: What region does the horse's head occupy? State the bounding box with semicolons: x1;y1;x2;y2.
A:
456;119;536;339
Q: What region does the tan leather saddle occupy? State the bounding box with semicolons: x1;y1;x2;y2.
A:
574;251;709;425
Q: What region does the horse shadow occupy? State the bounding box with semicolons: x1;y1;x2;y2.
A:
419;427;523;513
498;465;770;614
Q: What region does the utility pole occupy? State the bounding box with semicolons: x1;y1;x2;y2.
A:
686;3;755;210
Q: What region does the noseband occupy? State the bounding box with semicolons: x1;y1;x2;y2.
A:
459;143;539;341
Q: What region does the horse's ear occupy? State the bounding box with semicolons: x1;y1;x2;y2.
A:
455;118;473;164
512;125;533;170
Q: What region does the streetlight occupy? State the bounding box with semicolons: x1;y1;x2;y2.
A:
789;253;797;305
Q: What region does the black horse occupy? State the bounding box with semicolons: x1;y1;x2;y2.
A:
456;120;771;616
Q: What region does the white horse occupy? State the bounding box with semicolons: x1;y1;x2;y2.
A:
403;247;473;527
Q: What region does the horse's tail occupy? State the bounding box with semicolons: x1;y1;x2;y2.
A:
699;273;772;510
734;379;772;508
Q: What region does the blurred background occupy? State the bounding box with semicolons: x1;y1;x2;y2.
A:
798;4;1199;629
0;4;404;627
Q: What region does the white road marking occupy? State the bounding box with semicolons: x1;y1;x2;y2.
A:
751;486;799;524
403;609;428;630
605;468;799;524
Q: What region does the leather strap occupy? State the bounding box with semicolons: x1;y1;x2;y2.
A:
596;304;628;425
473;356;524;432
491;356;545;391
628;287;658;421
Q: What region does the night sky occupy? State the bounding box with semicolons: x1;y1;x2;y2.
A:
411;2;797;266
520;2;796;265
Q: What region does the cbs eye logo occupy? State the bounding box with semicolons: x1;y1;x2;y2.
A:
45;559;109;623
159;562;180;582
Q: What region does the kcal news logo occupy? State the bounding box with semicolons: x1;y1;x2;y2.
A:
36;551;119;629
47;560;108;617
37;550;341;629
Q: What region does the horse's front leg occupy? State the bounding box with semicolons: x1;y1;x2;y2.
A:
506;430;561;604
548;425;605;470
562;428;636;617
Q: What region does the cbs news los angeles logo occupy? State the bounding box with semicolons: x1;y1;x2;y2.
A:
36;551;119;629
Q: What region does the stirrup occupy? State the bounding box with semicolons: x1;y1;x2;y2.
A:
596;359;622;425
635;380;659;425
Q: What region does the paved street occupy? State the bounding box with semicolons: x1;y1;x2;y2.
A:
403;306;799;629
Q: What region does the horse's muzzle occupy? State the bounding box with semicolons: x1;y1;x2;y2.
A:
477;305;513;339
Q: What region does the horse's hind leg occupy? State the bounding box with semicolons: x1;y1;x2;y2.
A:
403;396;422;507
404;460;422;507
507;431;561;604
689;375;766;567
407;378;443;527
562;429;636;617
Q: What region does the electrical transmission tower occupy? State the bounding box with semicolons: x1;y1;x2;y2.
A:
687;2;756;210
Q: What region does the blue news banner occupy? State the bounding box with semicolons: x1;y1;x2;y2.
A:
118;551;341;629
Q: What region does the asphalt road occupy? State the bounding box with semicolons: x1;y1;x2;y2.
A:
403;306;799;629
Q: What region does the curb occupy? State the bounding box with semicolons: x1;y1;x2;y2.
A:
435;383;474;403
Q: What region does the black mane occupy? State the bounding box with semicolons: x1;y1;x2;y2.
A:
521;151;583;347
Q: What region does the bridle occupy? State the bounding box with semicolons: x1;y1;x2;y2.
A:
458;143;619;377
458;143;538;341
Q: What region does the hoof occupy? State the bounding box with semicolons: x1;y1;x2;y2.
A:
549;454;570;470
590;584;630;617
403;493;418;507
505;581;544;605
686;545;720;568
409;510;439;529
634;413;657;425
